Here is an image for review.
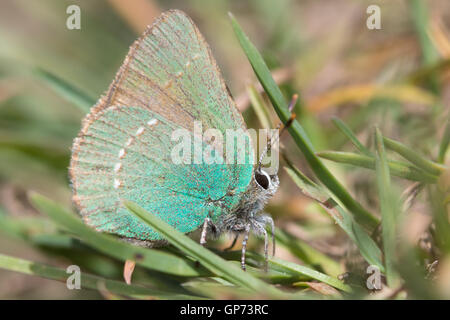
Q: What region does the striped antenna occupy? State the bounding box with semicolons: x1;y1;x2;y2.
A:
257;94;298;171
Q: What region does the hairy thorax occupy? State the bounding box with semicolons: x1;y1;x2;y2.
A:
213;169;279;237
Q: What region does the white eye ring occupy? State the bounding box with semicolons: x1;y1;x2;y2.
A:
255;169;271;190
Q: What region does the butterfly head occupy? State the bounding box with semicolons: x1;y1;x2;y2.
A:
254;168;279;197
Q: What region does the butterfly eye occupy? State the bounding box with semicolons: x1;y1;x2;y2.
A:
255;170;270;190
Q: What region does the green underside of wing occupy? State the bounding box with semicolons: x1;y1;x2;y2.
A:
72;106;254;241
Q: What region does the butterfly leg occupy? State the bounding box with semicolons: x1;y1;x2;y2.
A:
200;217;211;246
251;219;270;272
261;227;269;272
241;223;251;271
223;234;239;251
268;216;276;256
258;214;276;256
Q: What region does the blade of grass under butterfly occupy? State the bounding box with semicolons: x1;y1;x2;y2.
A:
383;136;447;176
331;117;373;156
268;257;351;293
182;279;254;299
375;128;400;287
123;200;288;298
284;166;384;272
29;193;205;277
227;261;301;283
229;12;379;232
191;248;347;292
217;249;346;292
0;253;204;300
317;151;438;183
275;229;343;277
34;68;94;113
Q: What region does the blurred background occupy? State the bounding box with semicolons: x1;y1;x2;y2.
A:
0;0;449;299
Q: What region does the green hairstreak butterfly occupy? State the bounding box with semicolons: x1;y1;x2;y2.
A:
70;9;278;270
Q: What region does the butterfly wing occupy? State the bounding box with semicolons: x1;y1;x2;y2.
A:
70;10;254;241
99;9;247;136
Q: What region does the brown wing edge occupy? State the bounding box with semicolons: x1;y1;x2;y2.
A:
69;10;187;221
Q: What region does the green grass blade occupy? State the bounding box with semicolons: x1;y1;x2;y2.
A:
438;120;450;163
429;186;450;253
275;229;343;277
216;249;348;292
29;193;205;277
317;151;438;183
227;261;301;283
375;128;400;287
409;0;440;94
229;12;379;231
284;166;384;272
383;136;447;176
34;68;94;113
247;84;273;129
268;257;351;293
217;250;312;280
182;279;254;299
395;244;437;299
332;117;373;156
0;253;204;300
123;200;287;298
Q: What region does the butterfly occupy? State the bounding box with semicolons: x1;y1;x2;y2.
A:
69;9;279;270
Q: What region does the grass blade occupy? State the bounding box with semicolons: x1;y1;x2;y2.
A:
438;120;450;163
331;117;372;156
123;200;287;298
284;166;384;272
383;136;447;176
182;279;254;299
429;185;450;253
229;12;379;231
247;84;273;129
0;253;204;300
317;150;438;183
268;257;351;293
34;68;94;113
275;229;343;277
211;249;349;292
410;0;440;94
375;128;400;287
29;193;205;277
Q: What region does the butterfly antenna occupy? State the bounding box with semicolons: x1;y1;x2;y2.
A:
257;94;298;171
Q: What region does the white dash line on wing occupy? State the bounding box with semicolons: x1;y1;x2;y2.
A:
125;137;134;147
118;148;126;159
114;178;122;189
147;118;158;126
136;126;145;137
114;162;122;173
